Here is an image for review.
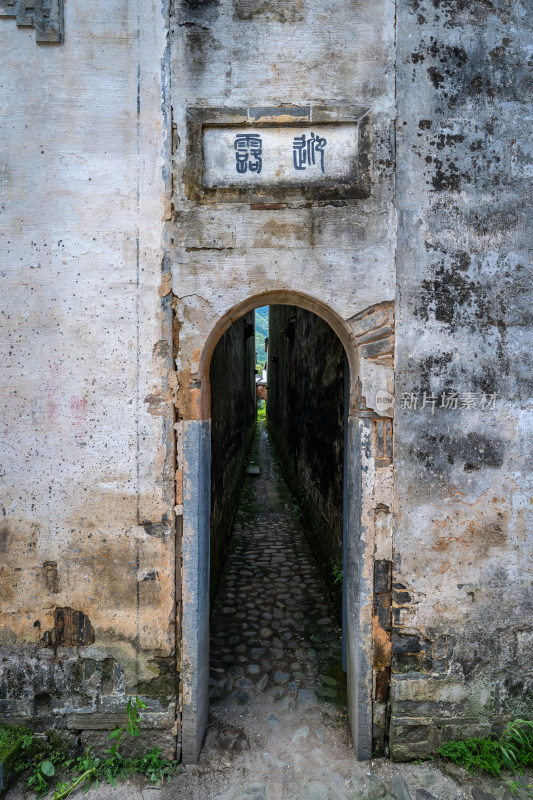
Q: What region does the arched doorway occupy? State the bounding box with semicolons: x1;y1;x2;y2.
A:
180;291;376;764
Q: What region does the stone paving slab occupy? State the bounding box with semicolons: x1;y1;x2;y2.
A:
4;761;524;800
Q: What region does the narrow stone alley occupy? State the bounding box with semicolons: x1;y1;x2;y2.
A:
158;423;512;800
208;419;345;722
200;420;352;796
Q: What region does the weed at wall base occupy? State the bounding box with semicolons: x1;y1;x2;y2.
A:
437;719;533;798
2;697;181;798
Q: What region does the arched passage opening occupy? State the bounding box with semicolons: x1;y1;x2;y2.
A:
198;290;359;418
180;291;374;765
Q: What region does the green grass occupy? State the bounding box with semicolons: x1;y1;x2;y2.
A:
0;725;20;762
0;725;33;761
329;557;343;585
437;719;533;796
437;737;506;776
0;725;34;791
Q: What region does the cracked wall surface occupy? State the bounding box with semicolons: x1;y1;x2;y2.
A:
169;0;396;425
170;0;396;762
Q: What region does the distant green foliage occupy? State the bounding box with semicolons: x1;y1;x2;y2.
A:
437;719;533;796
255;306;269;366
257;399;266;421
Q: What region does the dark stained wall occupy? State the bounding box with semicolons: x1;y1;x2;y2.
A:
210;313;256;604
391;0;533;759
267;305;345;615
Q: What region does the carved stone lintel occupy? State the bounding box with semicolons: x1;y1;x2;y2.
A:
0;0;64;43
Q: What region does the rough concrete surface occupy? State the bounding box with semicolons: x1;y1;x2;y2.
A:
0;0;176;749
4;760;525;800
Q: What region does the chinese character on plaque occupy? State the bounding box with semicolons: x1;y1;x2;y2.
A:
233;134;263;174
292;132;327;173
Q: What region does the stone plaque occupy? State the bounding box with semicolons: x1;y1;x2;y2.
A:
185;106;372;202
203;124;358;188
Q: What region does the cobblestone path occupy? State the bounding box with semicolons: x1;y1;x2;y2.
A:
195;420;356;798
208;420;345;714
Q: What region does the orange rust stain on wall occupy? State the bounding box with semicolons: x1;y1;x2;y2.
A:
431;533;470;552
145;387;175;415
431;509;509;557
175;468;183;505
372;614;392;670
159;273;172;297
85;541;138;607
0;567;17;603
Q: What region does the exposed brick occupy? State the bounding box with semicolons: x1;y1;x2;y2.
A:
374;560;392;593
374;593;392;632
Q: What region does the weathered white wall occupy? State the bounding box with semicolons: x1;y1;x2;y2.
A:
171;0;533;762
170;0;396;418
392;0;533;759
0;0;175;747
2;0;530;764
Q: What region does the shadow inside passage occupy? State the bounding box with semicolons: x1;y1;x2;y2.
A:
207;421;346;734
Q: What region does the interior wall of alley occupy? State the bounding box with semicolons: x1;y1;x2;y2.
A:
209;313;257;604
267;305;345;616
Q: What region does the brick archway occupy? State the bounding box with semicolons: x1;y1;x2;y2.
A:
178;291;394;764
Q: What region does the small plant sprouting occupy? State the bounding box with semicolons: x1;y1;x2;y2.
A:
8;695;180;799
107;695;146;757
27;760;55;795
330;558;343;585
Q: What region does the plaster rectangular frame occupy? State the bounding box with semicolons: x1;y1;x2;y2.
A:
184;105;373;204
